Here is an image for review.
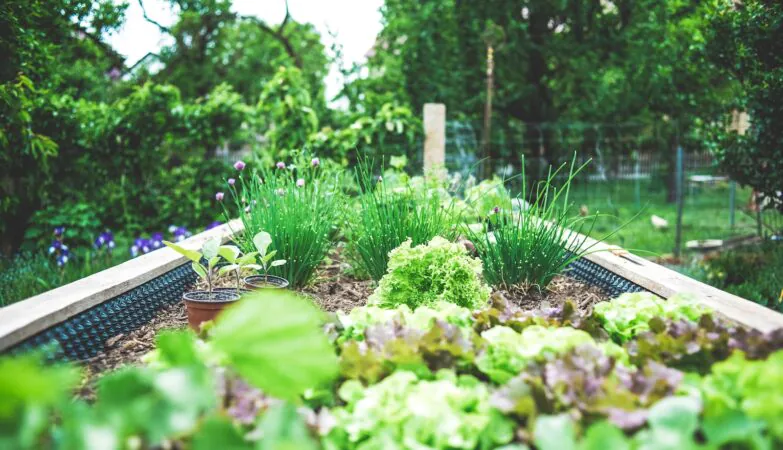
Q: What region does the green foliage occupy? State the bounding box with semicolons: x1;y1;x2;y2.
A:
464;176;513;220
469;158;609;289
258;66;319;158
336;301;474;343
0;248;128;306
369;236;491;310
308;103;421;163
164;237;222;292
693;243;783;311
593;293;709;343
701;351;783;442
226;158;343;288
475;325;623;384
707;0;783;205
323;370;514;450
209;290;339;401
352;163;459;281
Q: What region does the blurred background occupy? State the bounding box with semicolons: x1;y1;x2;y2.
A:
1;0;781;307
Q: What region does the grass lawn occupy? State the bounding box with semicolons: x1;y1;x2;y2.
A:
565;179;758;256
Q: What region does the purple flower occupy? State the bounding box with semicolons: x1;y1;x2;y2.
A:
234;160;246;171
48;240;63;254
311;157;320;167
296;178;305;187
94;231;115;251
276;161;286;169
492;206;500;214
206;221;222;230
56;253;69;267
228;178;236;186
53;227;65;237
173;226;191;242
216;192;225;201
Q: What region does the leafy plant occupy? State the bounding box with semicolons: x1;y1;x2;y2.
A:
224;157;343;288
164;237;222;293
352;160;458;281
216;244;259;292
592;293;709;343
249;231;287;278
368;236;491;310
322;370;514;449
468;156;613;290
476;325;625;384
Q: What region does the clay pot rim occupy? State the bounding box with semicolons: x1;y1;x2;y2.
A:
183;290;241;304
243;274;290;289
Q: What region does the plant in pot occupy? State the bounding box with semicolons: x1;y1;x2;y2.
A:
164;237;240;330
215;244;261;295
243;231;289;289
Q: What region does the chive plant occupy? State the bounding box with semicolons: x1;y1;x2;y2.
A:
352;160;458;281
222;157;343;288
469;155;613;290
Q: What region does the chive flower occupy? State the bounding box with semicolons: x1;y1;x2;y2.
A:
276;161;286;169
234;160;246;171
296;178;305;187
228;178;236;186
216;192;225;201
492;206;500;214
311;157;320;167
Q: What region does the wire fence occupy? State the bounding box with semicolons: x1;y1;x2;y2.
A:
443;120;774;257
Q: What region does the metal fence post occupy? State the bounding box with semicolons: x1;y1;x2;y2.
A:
729;180;736;228
674;144;684;258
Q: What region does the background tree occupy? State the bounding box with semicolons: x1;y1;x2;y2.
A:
707;0;783;209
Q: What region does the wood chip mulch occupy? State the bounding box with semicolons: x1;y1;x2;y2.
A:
496;274;607;315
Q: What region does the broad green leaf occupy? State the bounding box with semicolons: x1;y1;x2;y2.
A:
534;415;577;450
154;331;201;367
270;260;286;267
192;262;208;280
253;232;273;256
237;252;258;265
256;402;319;450
219;264;241;276
218;245;241;263
580;422;630;450
647;396;701;436
702;409;768;448
202;237;221;260
208;256;221;270
164;241;202;263
209;290;339;401
192;416;251;450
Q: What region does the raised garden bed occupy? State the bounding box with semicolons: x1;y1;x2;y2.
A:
3;165;783;449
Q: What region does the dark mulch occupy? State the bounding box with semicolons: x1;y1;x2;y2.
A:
496;274;607;314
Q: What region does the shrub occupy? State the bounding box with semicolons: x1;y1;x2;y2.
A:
352;162;458;281
469;156;616;289
224;155;344;288
368;236;490;310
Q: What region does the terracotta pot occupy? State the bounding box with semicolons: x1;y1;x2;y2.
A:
243;274;290;290
182;290;241;331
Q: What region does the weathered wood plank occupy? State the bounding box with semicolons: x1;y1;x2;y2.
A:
0;220;245;352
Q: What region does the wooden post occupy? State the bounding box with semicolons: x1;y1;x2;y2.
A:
423;103;446;172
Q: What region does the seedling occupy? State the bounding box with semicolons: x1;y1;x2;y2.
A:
164;237;222;294
252;231;286;278
217;244;261;291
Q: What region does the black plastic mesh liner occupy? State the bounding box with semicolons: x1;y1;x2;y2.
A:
5;255;648;362
6;263;196;362
565;256;648;298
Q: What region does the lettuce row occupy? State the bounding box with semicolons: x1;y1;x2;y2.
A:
593;293;709;343
322;370;514;450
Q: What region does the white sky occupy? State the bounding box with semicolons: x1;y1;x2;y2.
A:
105;0;384;103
